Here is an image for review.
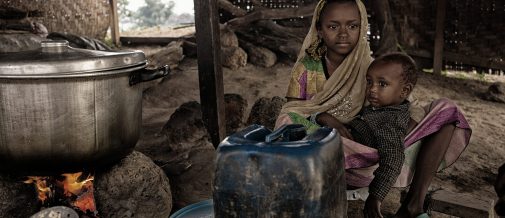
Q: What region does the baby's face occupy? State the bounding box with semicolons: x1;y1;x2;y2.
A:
365;62;408;108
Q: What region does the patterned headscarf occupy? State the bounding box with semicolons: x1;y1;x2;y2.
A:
279;0;373;124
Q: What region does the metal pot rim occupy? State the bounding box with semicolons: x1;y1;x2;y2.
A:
0;40;147;78
0;63;147;79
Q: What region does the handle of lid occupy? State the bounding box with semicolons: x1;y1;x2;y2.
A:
41;40;69;53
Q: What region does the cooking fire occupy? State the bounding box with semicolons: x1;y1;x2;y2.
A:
24;172;97;217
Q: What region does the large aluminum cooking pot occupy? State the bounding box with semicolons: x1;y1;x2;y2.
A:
0;40;169;174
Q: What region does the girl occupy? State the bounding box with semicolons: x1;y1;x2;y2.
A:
275;0;472;217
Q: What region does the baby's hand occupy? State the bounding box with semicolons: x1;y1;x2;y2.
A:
337;128;354;141
363;194;383;218
317;113;354;140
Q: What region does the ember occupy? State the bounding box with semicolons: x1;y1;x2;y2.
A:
24;172;97;217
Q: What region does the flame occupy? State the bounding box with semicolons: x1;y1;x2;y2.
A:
24;176;52;203
24;172;97;216
60;172;94;196
59;172;96;213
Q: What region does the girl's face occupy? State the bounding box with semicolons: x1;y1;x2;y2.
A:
318;2;361;60
365;62;410;108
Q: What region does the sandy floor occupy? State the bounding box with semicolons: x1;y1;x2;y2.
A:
137;52;505;216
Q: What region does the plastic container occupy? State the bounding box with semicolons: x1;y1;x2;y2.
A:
213;124;346;217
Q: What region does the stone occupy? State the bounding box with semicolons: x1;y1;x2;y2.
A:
0;174;39;218
247;96;287;130
94;151;172;218
220;28;239;47
480;82;505;103
148;40;185;70
138;101;215;211
162;101;210;148
221;46;247;70
30;206;79;218
488;82;505;95
248;45;277;68
224;93;248;135
241;41;277;67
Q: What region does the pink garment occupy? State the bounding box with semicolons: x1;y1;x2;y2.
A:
278;98;472;188
346;98;471;187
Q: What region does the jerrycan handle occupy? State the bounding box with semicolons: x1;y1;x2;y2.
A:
265;124;306;143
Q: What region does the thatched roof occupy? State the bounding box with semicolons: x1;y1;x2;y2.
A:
0;0;111;39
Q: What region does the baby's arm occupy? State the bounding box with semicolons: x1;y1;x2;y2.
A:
368;121;407;202
315;112;353;140
363;120;406;217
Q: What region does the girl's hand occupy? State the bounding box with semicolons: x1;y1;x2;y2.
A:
316;113;354;140
363;195;383;218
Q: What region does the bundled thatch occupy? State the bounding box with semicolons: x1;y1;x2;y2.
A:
1;0;110;39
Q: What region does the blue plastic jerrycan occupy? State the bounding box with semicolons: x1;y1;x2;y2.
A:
213;124;347;218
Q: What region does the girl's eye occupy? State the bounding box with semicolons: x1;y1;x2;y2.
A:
329;25;338;30
366;79;372;85
379;81;388;87
348;24;360;30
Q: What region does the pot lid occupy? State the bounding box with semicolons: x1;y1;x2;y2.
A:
0;40;147;78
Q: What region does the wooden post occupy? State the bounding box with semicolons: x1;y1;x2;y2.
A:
372;0;399;56
109;0;120;47
194;0;226;147
433;0;447;75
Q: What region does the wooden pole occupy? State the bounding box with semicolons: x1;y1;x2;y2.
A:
372;0;398;56
109;0;120;47
433;0;447;75
194;0;226;147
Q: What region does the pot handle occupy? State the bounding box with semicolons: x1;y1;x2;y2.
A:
129;65;170;86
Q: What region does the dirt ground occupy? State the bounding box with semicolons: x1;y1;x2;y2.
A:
124;25;505;216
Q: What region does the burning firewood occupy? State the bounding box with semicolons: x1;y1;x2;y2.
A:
0;151;172;218
24;172;98;217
